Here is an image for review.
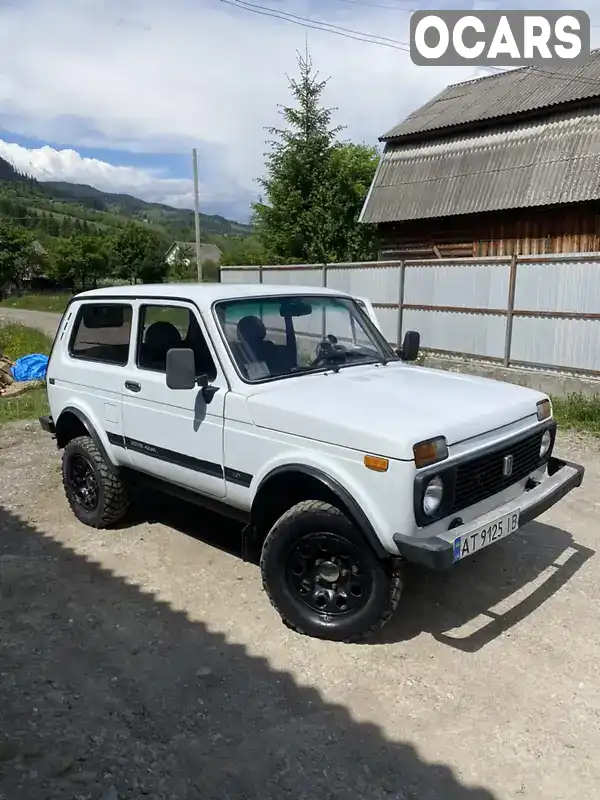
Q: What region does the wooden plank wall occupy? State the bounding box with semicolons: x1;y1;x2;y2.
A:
378;202;600;259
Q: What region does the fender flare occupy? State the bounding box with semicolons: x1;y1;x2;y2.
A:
251;463;389;560
55;406;118;470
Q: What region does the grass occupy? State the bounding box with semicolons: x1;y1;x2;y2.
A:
0;323;52;426
551;393;600;437
0;386;48;425
0;293;71;314
1;323;53;360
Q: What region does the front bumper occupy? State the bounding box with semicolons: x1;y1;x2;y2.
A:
39;415;55;435
393;456;585;570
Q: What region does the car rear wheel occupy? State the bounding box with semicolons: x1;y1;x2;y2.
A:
260;500;402;642
62;436;129;528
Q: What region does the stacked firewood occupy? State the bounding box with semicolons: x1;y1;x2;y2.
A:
0;352;15;395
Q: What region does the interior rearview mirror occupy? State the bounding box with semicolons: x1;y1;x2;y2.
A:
400;330;420;362
82;305;124;328
166;348;196;390
279;299;312;317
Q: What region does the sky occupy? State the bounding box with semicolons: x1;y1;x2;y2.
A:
0;0;598;223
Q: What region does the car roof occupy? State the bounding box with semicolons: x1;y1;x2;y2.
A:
74;282;353;310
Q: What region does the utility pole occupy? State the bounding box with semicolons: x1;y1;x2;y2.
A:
192;148;202;282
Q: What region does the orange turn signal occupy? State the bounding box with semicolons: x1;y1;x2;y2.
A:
537;399;552;421
413;436;448;468
364;454;389;472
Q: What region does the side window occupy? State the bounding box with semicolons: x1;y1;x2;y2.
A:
69;303;132;366
137;304;217;380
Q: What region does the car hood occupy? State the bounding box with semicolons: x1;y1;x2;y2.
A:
245;362;547;461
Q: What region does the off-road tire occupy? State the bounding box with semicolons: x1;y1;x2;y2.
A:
62;436;129;528
260;500;402;642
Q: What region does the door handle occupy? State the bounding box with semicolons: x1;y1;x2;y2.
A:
125;381;141;393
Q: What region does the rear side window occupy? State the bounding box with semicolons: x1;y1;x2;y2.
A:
69;303;133;366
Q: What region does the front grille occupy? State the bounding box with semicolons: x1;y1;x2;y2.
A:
451;429;545;514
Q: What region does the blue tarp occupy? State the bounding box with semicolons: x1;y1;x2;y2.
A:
11;353;49;382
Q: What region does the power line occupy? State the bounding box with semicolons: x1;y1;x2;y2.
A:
218;0;600;70
530;65;600;89
220;0;410;46
218;0;410;49
479;64;600;92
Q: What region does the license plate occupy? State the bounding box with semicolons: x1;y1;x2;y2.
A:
453;510;520;562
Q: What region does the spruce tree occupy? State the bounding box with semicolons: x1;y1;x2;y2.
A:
252;51;379;264
252;51;342;263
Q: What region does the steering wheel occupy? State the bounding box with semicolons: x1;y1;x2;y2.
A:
308;335;343;368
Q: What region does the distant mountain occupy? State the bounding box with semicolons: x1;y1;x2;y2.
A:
0;154;259;263
43;181;253;237
0;155;37;185
0;153;252;239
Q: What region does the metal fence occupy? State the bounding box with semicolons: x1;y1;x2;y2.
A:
220;254;600;376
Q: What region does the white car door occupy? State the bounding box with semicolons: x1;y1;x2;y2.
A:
121;300;227;499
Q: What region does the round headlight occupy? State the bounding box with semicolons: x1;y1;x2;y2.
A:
540;429;552;458
423;475;444;517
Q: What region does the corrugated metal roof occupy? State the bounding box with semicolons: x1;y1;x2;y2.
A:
381;50;600;142
361;108;600;224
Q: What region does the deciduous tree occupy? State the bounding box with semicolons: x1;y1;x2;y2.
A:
0;221;42;289
110;224;168;284
51;234;110;291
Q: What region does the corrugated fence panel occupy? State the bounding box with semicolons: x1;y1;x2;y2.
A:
515;258;600;313
220;268;259;284
373;307;399;343
221;256;600;373
327;266;400;304
261;268;323;287
404;261;510;309
511;317;600;372
403;309;507;360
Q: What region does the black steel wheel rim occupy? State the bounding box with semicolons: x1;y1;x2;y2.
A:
68;454;99;511
285;532;372;616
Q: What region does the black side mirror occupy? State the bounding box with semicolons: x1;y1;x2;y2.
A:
166;348;218;403
400;330;420;362
166;348;197;390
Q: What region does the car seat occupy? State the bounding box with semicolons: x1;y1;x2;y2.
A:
142;321;183;370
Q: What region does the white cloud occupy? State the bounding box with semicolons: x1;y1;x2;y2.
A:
0;0;474;212
0;139;192;202
0;137;253;219
0;0;597;220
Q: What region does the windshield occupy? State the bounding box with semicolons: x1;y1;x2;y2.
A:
214;294;396;382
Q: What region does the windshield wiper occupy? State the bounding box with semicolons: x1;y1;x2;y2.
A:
318;351;389;373
337;350;390;366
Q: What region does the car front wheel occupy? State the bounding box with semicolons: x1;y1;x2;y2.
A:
62;436;129;528
260;500;402;642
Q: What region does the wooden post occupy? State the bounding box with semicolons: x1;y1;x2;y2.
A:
504;254;517;367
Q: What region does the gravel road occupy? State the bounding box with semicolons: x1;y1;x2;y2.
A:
0;420;598;800
0;308;62;338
